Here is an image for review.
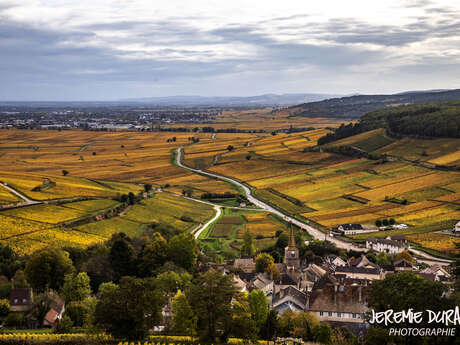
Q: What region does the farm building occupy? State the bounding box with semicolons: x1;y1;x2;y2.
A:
335;223;364;235
43;294;65;327
365;238;406;254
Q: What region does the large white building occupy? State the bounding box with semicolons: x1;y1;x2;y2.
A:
365;237;406;254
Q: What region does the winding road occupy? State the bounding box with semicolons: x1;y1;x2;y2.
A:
176;147;366;251
0;182;42;208
176;147;454;266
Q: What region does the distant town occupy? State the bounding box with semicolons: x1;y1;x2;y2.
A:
0;105;224;130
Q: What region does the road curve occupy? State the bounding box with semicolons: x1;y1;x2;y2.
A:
193;205;222;239
176;147;366;251
409;248;452;266
176;148;454;265
0;183;42;207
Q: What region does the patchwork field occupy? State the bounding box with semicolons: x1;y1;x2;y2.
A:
1;121;459;256
183;127;460;254
0;191;214;254
0;129;238;200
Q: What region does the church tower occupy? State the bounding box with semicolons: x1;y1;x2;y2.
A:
284;226;300;269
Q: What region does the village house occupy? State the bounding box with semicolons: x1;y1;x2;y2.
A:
325;254;347;269
271;285;308;313
334;266;383;281
348;255;379;269
394;259;414;272
306;274;369;336
9;287;33;312
421;264;451;282
43;294;65;328
233;257;256;273
365;237;406;254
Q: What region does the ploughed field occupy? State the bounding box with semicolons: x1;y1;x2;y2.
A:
183;128;460;255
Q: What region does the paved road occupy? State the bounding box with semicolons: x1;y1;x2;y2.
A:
0;183;42;207
176;147;454;265
409;248;453;266
176;147;366;251
192;205;222;239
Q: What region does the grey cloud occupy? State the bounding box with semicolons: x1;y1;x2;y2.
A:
0;2;459;100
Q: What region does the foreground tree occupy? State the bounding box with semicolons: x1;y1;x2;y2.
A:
167;233;198;272
31;291;56;327
187;270;239;343
95;277;163;340
259;309;279;340
230;292;258;343
248;289;269;332
171;290;197;336
0;243;22;279
60;272;91;303
25;248;74;291
110;236;136;281
138;233;168;276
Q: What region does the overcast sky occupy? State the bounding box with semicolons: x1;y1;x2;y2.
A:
1;0;459;101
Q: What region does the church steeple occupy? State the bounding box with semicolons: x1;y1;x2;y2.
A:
288;225;296;248
284;225;300;269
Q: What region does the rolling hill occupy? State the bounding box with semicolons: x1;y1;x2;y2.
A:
289;89;460;119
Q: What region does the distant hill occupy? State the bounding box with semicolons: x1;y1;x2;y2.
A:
120;93;340;107
317;101;460;146
290;89;460;119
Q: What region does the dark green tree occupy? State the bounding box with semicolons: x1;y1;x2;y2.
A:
60;272;91;302
259;309;279;340
0;243;23;279
110;238;136;281
95;277;164;340
248;289;269;331
255;253;274;273
368;272;452;345
167;233;198;272
187;270;239;343
138;233;167;276
24;248;74;292
144;183;152;193
127;192;136;205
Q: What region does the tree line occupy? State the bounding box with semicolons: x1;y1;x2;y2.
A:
317;101;460;145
